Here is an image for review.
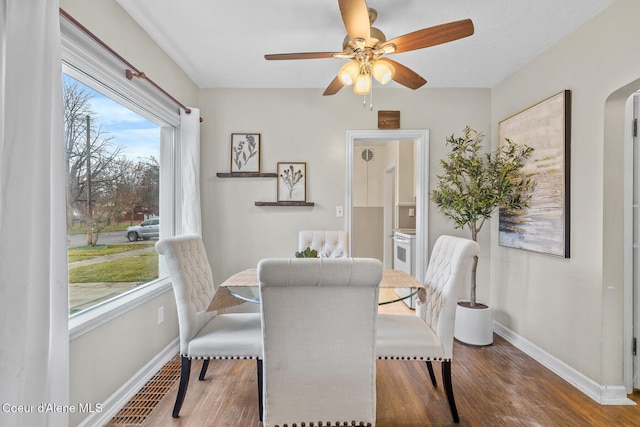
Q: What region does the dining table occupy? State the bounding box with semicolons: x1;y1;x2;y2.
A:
207;267;423;312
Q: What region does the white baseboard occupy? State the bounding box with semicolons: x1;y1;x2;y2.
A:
493;322;635;406
77;337;180;427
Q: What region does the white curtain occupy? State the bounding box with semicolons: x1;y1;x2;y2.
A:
0;1;69;426
180;108;202;235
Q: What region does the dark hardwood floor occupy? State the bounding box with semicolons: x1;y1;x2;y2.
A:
109;293;640;427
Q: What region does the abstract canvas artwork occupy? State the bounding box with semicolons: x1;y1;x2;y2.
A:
498;90;571;258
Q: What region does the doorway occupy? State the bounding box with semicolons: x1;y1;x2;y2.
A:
345;129;429;281
631;93;639;390
622;88;640;393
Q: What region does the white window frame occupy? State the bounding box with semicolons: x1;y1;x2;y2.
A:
61;13;181;339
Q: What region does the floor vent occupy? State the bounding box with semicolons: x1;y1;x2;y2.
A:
106;356;181;426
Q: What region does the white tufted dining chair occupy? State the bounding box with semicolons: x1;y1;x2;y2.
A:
258;257;382;427
298;230;349;258
376;235;479;423
155;235;263;419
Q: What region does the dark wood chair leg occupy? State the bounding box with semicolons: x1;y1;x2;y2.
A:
257;359;264;421
198;359;210;380
426;361;438;388
172;356;191;418
442;361;459;423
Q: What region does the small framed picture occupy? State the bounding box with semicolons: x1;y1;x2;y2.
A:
277;162;306;202
231;133;260;173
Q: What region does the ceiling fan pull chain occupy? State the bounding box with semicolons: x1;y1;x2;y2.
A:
369;85;374;111
362;94;366;108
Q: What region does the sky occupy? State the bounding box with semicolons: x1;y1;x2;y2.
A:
63;74;160;161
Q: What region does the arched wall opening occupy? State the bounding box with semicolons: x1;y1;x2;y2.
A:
604;77;640;392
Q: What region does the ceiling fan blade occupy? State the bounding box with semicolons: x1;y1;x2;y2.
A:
323;76;344;96
385;19;474;54
265;52;338;60
378;58;427;90
338;0;371;45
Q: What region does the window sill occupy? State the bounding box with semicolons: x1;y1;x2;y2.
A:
69;278;173;340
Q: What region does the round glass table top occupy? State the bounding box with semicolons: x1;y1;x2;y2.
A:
225;286;419;306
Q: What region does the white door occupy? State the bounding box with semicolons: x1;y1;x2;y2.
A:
633;93;640;389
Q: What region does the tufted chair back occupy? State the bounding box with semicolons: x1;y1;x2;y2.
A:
156;234;263;419
416;235;479;359
258;257;381;427
375;235;478;423
156;234;216;355
298;230;349;258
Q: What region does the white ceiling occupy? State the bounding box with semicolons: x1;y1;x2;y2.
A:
116;0;614;90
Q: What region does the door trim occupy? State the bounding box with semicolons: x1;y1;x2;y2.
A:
625;94;638;391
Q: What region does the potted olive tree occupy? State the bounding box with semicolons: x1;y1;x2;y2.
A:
431;125;533;345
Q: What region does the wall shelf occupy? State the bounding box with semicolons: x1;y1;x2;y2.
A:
255;201;315;207
217;173;313;207
216;172;277;178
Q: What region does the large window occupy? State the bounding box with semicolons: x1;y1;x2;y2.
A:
61;13;180;319
64;74;163;315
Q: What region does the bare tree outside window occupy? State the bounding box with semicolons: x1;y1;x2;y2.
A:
63;78;159;245
63;75;161;315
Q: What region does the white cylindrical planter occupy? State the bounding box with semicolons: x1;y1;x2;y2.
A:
454;302;493;346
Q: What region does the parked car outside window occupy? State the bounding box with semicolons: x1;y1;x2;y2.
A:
126;218;159;242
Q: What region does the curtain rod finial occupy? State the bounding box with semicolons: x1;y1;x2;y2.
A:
125;69;145;80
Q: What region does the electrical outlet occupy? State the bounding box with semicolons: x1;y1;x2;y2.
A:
409;208;415;217
157;306;164;325
336;206;344;217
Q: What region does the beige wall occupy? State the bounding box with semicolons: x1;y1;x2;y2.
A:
60;0;199;108
68;292;178;426
198;88;492;287
352;207;383;260
490;0;640;386
59;1;198;425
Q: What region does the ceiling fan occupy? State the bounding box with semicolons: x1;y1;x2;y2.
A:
264;0;474;96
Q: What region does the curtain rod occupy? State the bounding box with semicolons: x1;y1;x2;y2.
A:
59;8;201;121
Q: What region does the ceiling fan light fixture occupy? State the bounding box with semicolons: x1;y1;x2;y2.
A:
353;73;372;95
372;60;395;85
338;61;360;86
265;4;474;101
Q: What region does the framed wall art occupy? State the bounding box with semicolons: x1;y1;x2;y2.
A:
277;162;306;202
231;133;260;173
498;90;571;258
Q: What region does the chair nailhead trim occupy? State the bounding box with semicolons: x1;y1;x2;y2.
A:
182;355;259;360
274;422;371;427
376;356;450;361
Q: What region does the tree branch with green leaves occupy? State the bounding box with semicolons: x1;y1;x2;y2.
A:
431;126;534;306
